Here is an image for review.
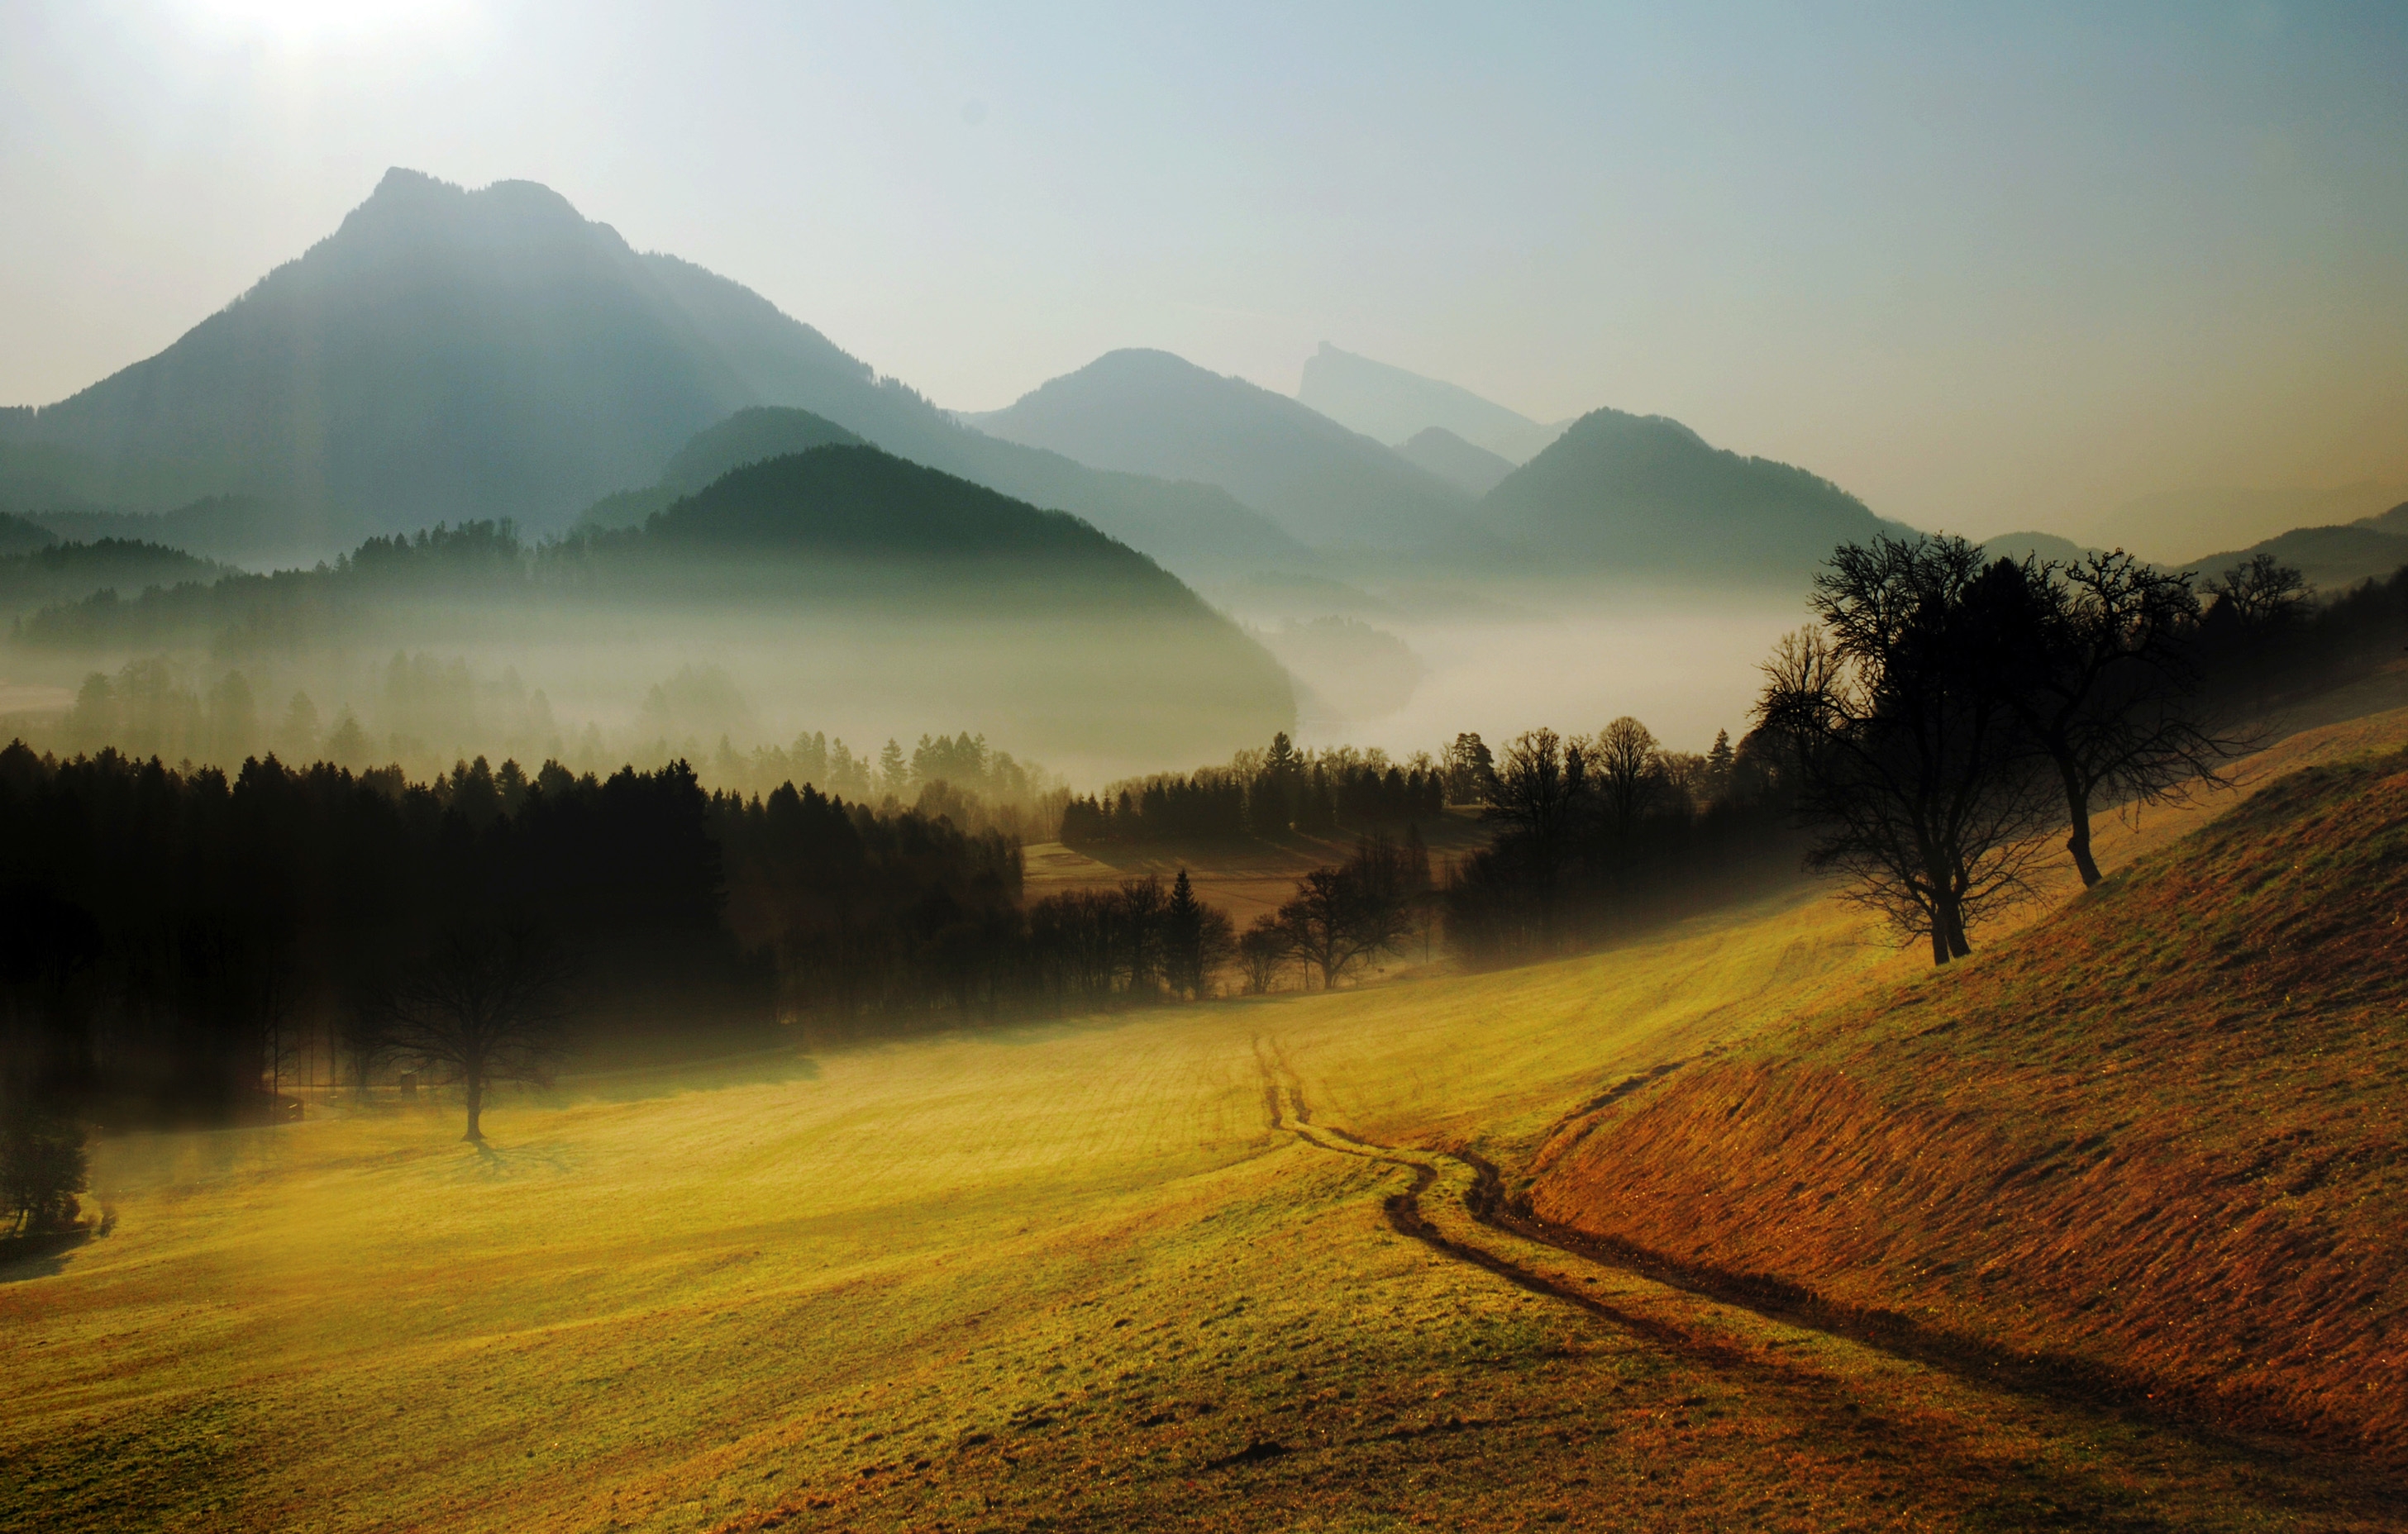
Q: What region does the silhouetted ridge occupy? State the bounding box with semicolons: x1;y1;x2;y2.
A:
643;445;1181;584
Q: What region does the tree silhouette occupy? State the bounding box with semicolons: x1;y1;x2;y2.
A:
386;924;576;1141
1967;551;2233;884
1759;536;2057;964
1592;717;1659;835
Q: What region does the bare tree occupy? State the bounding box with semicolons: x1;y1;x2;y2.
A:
1758;536;2058;965
2205;552;2310;630
1271;837;1421;990
387;924;575;1141
1591;716;1661;834
1969;551;2237;884
1482;728;1586;936
1238;916;1290;994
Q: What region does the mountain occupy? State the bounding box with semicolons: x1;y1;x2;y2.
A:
22;445;1297;765
2182;522;2408;593
577;407;868;532
1476;407;1893;580
658;407;866;493
9;170;1313;585
2081;483;2408;566
2357;500;2408;536
1295;343;1569;463
967;349;1472;550
1395;426;1514;498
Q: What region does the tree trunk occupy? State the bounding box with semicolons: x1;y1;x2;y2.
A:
462;1069;484;1142
2053;751;2102;886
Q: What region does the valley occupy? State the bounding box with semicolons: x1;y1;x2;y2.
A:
7;709;2404;1532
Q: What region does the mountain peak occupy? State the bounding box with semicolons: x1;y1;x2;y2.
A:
971;347;1473;550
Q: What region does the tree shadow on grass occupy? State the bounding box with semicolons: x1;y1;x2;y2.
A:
458;1139;582;1184
0;1217;107;1284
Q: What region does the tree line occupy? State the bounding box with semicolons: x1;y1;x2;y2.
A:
1439;719;1804;966
0;744;1266;1230
1059;732;1448;846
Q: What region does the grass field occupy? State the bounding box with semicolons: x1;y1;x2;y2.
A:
5;712;2406;1532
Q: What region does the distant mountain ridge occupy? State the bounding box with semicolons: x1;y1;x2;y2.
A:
21;441;1297;762
1395;426;1514;498
7;170;1314;585
1475;407;1895;579
1296;343;1570;463
966;349;1473;551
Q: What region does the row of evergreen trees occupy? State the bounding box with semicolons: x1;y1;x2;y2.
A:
1059;732;1448;846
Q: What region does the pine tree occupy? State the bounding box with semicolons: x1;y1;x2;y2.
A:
1165;869;1204;998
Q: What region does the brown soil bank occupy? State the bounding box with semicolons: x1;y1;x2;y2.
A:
1529;748;2408;1458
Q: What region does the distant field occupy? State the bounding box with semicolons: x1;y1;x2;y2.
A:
5;715;2406;1532
1023;808;1492;931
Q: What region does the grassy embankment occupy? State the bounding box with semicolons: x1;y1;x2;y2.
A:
2;710;2404;1532
1532;717;2408;1460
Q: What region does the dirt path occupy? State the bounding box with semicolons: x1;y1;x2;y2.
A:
1251;1037;2407;1523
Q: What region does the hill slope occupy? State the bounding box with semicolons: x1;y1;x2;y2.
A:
1296;342;1568;463
2186;522;2408;593
11;171;1314;584
969;348;1473;550
1395;426;1514;497
19;445;1298;764
1476;407;1894;581
1529;745;2408;1455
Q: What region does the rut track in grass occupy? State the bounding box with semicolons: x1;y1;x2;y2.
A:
1249;1035;2406;1506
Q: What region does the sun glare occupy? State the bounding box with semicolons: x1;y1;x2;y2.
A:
182;0;468;48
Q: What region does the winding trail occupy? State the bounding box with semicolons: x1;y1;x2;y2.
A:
1248;1036;2404;1516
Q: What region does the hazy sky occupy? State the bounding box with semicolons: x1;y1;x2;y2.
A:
4;2;2404;547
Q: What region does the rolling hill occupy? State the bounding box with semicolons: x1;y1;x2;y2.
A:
1475;406;1895;580
4;171;1314;585
967;348;1474;551
1295;341;1570;462
1529;736;2408;1457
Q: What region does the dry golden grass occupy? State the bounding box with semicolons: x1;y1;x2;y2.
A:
1534;711;2408;1461
4;712;2405;1532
